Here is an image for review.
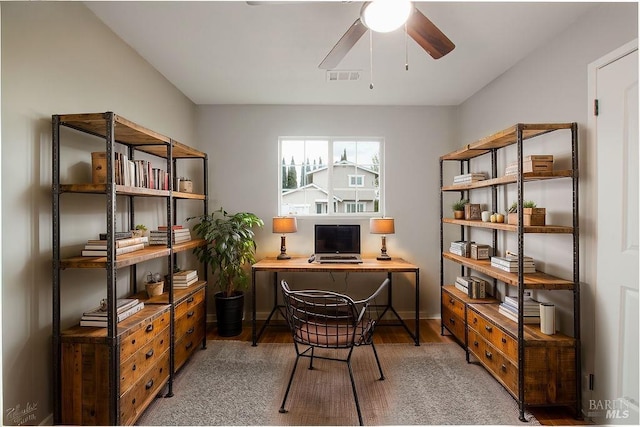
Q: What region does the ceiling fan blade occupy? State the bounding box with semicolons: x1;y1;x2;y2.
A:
319;18;368;70
406;7;455;59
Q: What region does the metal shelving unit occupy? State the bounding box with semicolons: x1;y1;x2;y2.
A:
438;123;581;421
52;112;208;425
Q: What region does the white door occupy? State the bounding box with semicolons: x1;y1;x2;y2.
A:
593;45;639;425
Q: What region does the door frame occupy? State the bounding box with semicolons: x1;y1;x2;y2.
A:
585;38;638;418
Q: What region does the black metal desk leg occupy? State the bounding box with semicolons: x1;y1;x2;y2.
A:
252;268;257;346
415;269;420;346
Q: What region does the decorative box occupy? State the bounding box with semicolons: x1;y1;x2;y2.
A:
464;203;482;220
508;208;546;226
471;244;493;260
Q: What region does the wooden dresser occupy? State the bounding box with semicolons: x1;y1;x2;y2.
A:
441;285;496;348
467;303;577;406
60;305;170;425
135;281;207;372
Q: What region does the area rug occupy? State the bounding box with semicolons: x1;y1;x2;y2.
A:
136;341;540;426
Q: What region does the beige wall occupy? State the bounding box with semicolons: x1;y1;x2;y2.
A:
1;2;196;424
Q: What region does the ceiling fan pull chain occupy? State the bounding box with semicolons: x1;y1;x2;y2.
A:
405;22;409;71
369;30;374;90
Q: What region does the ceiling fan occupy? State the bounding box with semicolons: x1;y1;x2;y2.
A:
319;0;455;70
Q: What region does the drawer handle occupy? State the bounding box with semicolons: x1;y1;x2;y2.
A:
501;337;507;344
449;318;455;325
449;298;455;305
146;324;154;333
473;340;478;347
187;311;195;318
473;317;478;324
485;325;493;333
501;364;507;372
132;364;136;371
187;327;195;334
485;350;492;359
187;296;195;303
145;379;154;390
185;341;193;350
145;349;154;359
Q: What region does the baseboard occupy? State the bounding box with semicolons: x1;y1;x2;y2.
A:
207;311;439;324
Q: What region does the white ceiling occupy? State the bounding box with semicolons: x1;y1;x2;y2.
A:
85;1;597;106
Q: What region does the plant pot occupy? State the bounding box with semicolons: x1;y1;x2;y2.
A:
453;210;465;219
145;281;164;297
214;291;245;337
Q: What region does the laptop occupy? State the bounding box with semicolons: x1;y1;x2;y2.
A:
314;224;363;264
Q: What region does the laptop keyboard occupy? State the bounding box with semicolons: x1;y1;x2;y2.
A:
322;255;358;260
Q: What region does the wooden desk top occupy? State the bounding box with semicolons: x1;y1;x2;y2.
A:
252;257;418;272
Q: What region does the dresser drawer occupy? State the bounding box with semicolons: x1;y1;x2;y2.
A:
468;306;517;361
120;349;170;426
120;309;170;362
175;288;205;320
467;328;518;397
441;304;465;344
175;298;205;340
120;325;170;394
441;288;465;320
175;320;206;371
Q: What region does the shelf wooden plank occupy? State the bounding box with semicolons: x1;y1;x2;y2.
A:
441;170;574;191
60;239;206;269
60;184;206;200
440;123;574;160
442;284;498;305
133;281;207;305
442;252;575;289
468;303;576;347
60;304;170;342
442;218;574;234
57;112;206;159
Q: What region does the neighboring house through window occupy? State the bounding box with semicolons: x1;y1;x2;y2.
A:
279;137;383;216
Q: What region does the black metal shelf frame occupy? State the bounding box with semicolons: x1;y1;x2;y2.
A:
52;112;208;425
438;123;581;422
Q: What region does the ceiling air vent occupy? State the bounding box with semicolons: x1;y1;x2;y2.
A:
326;70;361;82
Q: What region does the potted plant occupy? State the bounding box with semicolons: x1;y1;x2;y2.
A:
452;199;469;219
507;200;546;225
188;207;264;337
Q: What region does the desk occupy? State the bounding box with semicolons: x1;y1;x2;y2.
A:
251;257;420;346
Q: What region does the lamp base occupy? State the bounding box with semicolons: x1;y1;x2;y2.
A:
377;253;392;261
277;253;291;260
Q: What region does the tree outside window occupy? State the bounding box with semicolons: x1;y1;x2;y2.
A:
279;137;383;216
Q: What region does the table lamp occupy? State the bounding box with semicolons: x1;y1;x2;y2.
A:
370;217;395;261
272;216;297;260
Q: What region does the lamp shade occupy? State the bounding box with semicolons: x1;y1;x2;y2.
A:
370;217;395;234
272;217;298;234
361;0;412;33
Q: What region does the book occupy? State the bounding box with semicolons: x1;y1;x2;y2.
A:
98;231;133;240
81;302;144;324
173;270;198;281
498;304;540;324
173;277;199;289
81;243;145;257
158;225;184;230
83;298;140;317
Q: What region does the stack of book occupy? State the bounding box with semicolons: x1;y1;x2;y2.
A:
81;235;148;257
504;155;554;176
449;240;474;257
498;294;541;324
455;276;488;299
173;270;199;289
452;173;486;185
149;226;192;245
80;298;144;327
490;255;536;273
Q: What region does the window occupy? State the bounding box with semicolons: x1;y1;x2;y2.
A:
279;137;383;217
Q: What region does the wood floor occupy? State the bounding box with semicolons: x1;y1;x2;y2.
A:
207;319;590;426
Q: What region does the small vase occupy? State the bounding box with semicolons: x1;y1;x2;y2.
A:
454;210;465;219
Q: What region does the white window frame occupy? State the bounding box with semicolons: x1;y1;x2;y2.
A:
278;137;384;218
348;174;365;187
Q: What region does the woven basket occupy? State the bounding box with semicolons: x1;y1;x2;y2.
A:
145;281;164;297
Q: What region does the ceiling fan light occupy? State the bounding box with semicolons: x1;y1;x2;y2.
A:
361;0;412;33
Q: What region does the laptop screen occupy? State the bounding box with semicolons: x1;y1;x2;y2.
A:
314;224;361;254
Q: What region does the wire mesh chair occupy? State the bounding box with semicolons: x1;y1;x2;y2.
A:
278;278;389;426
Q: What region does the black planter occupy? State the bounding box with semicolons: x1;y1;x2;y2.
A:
214;291;244;337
